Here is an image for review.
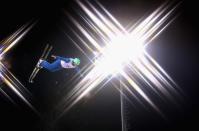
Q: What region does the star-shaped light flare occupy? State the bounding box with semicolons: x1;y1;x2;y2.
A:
0;22;38;113
57;0;182;118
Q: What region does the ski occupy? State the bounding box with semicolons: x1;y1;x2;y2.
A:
29;44;53;83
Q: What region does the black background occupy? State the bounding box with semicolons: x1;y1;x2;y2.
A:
0;0;198;131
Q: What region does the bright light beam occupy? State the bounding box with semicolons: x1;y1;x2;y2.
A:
57;0;181;118
0;22;38;114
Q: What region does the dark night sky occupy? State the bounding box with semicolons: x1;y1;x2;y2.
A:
0;0;198;131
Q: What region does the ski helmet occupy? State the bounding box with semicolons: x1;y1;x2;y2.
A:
73;58;80;66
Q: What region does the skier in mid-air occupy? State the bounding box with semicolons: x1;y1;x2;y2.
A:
37;55;81;73
29;44;82;83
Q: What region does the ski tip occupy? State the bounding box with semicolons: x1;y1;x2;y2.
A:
29;80;34;83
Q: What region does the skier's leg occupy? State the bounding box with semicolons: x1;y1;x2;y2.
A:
40;59;62;72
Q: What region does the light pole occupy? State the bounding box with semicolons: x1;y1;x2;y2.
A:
120;76;127;131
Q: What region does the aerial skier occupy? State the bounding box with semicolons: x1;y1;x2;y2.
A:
29;44;81;83
37;55;81;72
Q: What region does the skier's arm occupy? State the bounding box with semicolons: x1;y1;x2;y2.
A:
52;55;71;62
75;67;83;78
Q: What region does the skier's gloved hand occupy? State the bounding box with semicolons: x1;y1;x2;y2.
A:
51;55;57;59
